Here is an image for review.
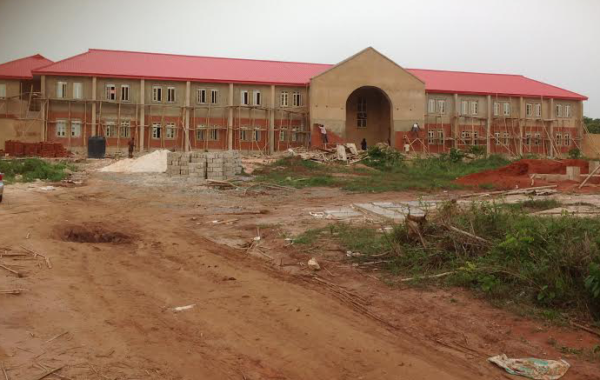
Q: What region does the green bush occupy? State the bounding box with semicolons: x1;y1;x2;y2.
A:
0;158;71;183
568;148;582;159
363;145;404;170
321;201;600;321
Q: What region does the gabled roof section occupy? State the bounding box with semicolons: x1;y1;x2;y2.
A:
0;54;53;79
29;48;587;100
33;49;331;86
407;69;587;101
311;47;425;84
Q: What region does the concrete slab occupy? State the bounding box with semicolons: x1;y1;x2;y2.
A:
323;208;364;220
353;202;422;221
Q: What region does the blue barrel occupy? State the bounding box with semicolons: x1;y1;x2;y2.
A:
88;136;106;159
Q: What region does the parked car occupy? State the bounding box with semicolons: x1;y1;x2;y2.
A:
0;172;3;203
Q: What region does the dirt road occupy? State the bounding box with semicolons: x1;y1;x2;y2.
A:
0;172;598;379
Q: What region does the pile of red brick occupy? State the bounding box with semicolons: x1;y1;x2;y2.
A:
4;140;70;158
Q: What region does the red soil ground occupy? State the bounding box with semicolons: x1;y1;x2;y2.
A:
456;159;597;190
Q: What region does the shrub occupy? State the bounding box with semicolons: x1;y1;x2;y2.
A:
568;148;582;159
363;145;404;170
0;158;71;183
321;201;600;321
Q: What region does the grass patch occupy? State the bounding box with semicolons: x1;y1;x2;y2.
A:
501;199;562;213
298;202;600;322
254;153;510;193
0;158;73;183
293;228;326;245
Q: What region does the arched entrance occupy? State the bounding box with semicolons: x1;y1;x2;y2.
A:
345;86;392;148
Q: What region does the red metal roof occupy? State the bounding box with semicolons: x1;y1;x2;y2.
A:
0;54;53;79
34;49;330;86
32;49;587;100
406;69;587;101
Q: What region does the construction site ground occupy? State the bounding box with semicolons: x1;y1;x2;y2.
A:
1;162;599;380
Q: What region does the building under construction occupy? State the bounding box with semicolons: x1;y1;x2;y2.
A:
0;47;589;157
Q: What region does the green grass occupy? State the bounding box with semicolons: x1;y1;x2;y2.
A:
253;153;510;193
293;228;325;245
500;199;562;213
0;158;73;183
295;202;600;322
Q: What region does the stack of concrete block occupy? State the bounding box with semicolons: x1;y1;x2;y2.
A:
166;151;242;180
188;152;207;179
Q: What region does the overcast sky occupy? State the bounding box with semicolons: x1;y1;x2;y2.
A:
1;0;598;116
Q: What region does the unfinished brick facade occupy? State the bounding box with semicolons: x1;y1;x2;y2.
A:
0;48;588;157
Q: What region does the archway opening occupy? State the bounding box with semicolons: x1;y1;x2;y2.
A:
345;86;392;148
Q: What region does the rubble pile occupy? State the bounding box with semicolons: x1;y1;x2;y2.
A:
288;143;367;163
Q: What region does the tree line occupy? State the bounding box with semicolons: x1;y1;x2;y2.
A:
585;116;600;133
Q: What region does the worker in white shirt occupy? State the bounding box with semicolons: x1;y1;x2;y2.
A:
318;124;328;148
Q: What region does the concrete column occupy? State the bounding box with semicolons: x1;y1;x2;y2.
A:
519;96;524;156
269;85;275;154
139;79;145;151
549;98;555;157
486;95;492;157
40;75;46;142
91;77;97;136
227;83;233;150
453;93;459;149
579;100;585;147
184;81;191;152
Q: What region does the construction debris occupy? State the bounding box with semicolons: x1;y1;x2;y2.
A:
308;258;321;271
289;144;367;164
171;304;196;313
0;289;22;295
488;354;570;380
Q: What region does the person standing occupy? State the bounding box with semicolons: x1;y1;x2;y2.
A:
128;137;135;158
361;138;367;151
318;124;328;148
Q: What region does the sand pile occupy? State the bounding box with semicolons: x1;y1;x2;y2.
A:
99;150;169;173
456;159;591;190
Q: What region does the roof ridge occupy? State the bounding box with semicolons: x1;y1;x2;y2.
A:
88;48;333;67
33;50;95;73
407;67;525;77
0;53;50;66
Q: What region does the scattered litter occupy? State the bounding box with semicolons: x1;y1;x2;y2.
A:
0;289;22;295
45;330;69;344
38;186;56;191
346;251;362;257
99;149;169;173
309;212;325;218
488;354;570;380
210;218;239;225
171;304;196;313
253;236;261;241
308;258;321;271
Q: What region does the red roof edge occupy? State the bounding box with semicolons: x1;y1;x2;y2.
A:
426;89;587;101
31;70;310;86
0;54;54;79
86;48;332;67
32;50;92;75
520;75;588;101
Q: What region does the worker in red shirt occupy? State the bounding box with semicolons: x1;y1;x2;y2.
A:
128;137;135;158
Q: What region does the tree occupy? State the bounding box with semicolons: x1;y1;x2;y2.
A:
584;116;600;134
